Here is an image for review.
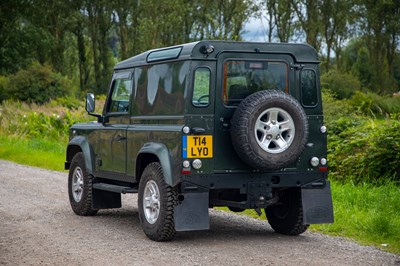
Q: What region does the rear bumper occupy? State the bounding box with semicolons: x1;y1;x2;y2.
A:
181;171;328;191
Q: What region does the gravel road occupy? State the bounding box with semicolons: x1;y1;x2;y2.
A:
0;160;399;266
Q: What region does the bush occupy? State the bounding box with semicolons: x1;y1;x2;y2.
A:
322;90;355;122
0;99;91;142
328;117;400;183
348;91;400;117
7;62;74;104
321;70;361;99
323;91;400;183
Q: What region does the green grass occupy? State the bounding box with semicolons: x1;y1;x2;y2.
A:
311;181;400;254
0;135;66;171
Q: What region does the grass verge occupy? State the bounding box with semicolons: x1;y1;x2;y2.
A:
0;135;66;171
312;181;400;254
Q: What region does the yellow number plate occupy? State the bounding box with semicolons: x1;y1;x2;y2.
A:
182;135;213;158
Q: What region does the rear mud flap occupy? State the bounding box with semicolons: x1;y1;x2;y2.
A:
174;192;210;231
301;181;334;224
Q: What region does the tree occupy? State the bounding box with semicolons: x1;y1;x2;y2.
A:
291;0;322;51
357;0;399;93
320;0;354;72
193;0;256;40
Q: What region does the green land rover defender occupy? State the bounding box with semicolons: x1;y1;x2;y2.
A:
65;41;334;241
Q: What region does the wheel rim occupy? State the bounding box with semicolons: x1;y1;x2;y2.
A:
254;107;295;154
143;180;160;224
72;166;84;202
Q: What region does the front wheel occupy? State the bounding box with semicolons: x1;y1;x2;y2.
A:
265;188;309;235
68;152;98;216
138;162;178;241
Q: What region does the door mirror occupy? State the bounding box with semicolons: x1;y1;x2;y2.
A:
85;93;95;113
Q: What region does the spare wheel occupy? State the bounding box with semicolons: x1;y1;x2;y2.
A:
230;90;308;170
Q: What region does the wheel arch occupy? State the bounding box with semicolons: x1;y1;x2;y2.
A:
136;142;176;187
66;136;95;175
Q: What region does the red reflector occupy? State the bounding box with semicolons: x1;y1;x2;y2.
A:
319;167;328;172
181;170;191;175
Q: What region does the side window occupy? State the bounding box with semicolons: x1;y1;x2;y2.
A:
192;68;210;107
301;69;318;107
108;78;132;113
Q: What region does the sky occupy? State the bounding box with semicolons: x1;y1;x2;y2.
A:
242;16;267;42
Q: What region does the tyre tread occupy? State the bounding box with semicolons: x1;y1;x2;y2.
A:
138;162;178;242
231;90;308;170
68;152;98;216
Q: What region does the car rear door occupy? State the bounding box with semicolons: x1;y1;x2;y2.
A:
213;52;296;172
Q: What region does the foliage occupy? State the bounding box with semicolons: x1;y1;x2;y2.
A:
348;91;400;117
6;62;75;104
2;0;399;96
0;76;10;103
328;117;400;183
0;99;91;142
322;91;400;183
321;70;361;99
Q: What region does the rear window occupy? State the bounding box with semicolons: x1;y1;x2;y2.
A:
223;60;288;106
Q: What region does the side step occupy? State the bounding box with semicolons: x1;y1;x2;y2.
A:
93;183;138;194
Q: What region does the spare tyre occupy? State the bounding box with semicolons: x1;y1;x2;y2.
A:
231;90;308;170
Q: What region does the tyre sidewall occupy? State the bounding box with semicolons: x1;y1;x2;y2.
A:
138;162;176;241
247;95;307;165
231;90;308;170
68;152;97;216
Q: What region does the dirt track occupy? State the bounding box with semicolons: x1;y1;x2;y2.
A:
0;160;399;265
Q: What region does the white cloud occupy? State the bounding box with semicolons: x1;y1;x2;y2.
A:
242;16;267;42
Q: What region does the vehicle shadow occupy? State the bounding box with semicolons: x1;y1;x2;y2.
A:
90;201;312;243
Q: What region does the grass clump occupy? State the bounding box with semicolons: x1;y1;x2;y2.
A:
312;181;400;254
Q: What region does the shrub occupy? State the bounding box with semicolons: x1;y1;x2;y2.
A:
348;91;400;117
321;70;361;99
322;90;355;122
328;118;400;183
7;62;73;104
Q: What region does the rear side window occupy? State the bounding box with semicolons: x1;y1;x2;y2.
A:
133;61;189;115
301;69;318;107
108;79;132;113
192;68;210;107
223;60;288;106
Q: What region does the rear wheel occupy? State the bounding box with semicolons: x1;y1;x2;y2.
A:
68;152;98;216
138;162;178;241
265;188;309;235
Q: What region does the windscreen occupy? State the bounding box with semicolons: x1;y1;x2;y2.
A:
223;60;288;106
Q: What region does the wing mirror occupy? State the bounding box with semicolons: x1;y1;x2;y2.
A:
85;93;103;123
85;93;96;113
